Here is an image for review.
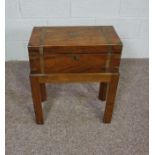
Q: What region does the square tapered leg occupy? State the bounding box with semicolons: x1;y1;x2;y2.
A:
40;83;47;102
98;82;108;101
30;76;44;124
103;74;119;123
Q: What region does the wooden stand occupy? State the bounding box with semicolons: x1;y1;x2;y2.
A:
28;26;122;124
30;73;119;124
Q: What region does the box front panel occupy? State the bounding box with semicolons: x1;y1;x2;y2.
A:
28;47;122;74
43;54;121;73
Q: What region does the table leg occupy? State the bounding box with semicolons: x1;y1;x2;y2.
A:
103;74;119;123
40;83;47;102
98;82;107;101
30;76;44;124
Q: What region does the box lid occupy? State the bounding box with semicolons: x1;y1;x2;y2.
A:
28;26;122;54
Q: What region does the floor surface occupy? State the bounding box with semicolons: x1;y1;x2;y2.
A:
6;59;149;155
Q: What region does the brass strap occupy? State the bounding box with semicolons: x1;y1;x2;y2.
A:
105;47;112;69
100;28;112;70
39;28;45;73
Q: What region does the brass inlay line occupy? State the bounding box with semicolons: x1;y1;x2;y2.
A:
39;28;46;73
100;28;112;71
105;46;112;69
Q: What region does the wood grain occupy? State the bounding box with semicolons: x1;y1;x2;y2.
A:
98;83;108;101
103;74;119;123
29;53;121;74
33;73;113;83
30;76;44;124
28;26;122;48
40;83;46;102
28;26;122;124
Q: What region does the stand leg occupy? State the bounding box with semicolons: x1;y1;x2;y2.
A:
103;74;119;123
30;76;44;124
40;83;47;102
98;82;107;101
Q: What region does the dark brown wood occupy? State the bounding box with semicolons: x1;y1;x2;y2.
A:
28;26;122;75
103;74;119;123
35;73;113;83
98;83;108;101
40;83;46;102
30;76;44;124
28;26;122;124
44;54;120;73
29;53;120;74
28;26;122;50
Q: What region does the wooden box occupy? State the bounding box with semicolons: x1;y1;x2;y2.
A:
28;26;123;124
28;26;122;74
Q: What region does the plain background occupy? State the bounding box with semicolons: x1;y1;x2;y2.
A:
5;0;149;60
2;0;152;155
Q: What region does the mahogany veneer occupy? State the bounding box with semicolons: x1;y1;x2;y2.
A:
28;26;123;124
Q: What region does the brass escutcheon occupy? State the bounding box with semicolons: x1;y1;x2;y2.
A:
72;55;80;61
69;32;79;37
